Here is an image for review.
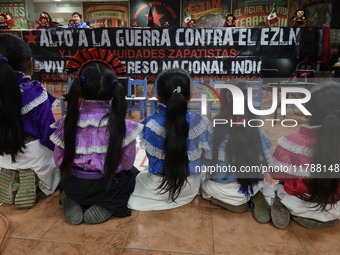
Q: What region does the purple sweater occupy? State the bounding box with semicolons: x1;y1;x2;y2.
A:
51;100;143;174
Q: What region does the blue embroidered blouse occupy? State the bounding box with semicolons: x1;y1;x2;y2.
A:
204;125;274;183
140;103;210;175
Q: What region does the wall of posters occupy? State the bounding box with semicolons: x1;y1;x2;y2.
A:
83;2;129;28
301;0;332;27
181;0;231;28
130;0;180;28
0;0;27;29
232;0;288;27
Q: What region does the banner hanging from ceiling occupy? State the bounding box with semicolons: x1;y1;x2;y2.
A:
15;27;313;82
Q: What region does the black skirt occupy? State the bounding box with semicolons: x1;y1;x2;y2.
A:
59;167;139;217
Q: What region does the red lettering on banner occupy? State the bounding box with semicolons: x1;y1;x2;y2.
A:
159;49;165;58
190;50;198;58
175;50;183;58
151;49;158;58
168;49;175;58
136;50;142;58
184;49;191;58
208;49;214;58
59;50;65;58
197;49;205;58
222;49;229;57
215;49;222;57
230;49;237;58
144;50;150;58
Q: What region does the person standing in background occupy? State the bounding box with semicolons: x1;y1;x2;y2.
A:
34;12;58;29
68;12;89;28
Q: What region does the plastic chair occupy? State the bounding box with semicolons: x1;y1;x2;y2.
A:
126;77;148;120
149;79;158;115
60;77;73;116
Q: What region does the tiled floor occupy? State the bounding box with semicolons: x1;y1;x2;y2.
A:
1;107;339;255
2;193;340;255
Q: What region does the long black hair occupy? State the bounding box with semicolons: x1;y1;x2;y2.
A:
211;80;265;194
305;81;340;211
156;69;191;201
0;33;33;158
59;62;126;185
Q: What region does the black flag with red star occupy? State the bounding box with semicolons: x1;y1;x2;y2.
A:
130;0;180;27
147;4;154;27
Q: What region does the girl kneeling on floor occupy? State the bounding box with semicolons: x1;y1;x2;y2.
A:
128;69;210;210
0;33;60;209
270;81;340;229
51;49;143;225
202;80;274;224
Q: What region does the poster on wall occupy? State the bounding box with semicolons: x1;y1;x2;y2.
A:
232;0;288;27
0;0;27;29
130;0;180;28
181;0;231;28
83;2;129;28
301;0;332;27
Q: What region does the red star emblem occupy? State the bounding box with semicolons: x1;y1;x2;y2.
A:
24;31;38;45
144;6;165;27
